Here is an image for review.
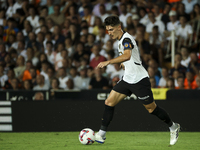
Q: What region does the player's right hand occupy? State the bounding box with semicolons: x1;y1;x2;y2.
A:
97;61;110;68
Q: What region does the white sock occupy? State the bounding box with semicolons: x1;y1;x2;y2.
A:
169;122;176;132
98;129;106;138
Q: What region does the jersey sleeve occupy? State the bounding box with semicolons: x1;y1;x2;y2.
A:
122;38;134;50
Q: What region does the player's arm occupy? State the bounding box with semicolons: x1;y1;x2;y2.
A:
97;50;131;68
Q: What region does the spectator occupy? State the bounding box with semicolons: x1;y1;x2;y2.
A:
23;79;33;90
180;46;191;67
166;77;175;89
62;19;71;37
17;40;27;59
65;78;79;91
40;61;51;81
22;20;33;38
46;18;55;32
138;7;149;26
176;15;193;42
45;41;56;65
175;76;185;89
10;31;24;50
89;17;103;36
147;66;160;87
119;3;132;28
27;32;42;52
0;43;7;61
14;55;26;78
89;44;107;69
22;61;34;81
172;70;180;87
99;4;109;22
82;5;95;27
190;4;200;20
50;77;60;90
33;74;49;90
146;11;165;36
3;69;15;89
110;5;120;16
58;67;69;89
73;42;87;64
29;67;39;85
34;92;44;100
150;77;157;88
10;78;21;90
75;66;90;90
131;14;140;29
0;65;8;87
65;4;81;24
85;34;95;55
26;5;40;29
135;30;151;59
6;34;16;49
89;68;109;89
69;66;79;81
47;67;55;84
87;66;94;79
50;77;61;99
95;25;110;47
43;31;55;50
158;67;169;88
4;53;16;73
65;37;75;57
66;23;79;46
47;4;65;25
182;0;198;14
161;3;171;25
153;4;163;21
188;52;200;75
5;0;15;19
3;18;19;42
0;9;6;26
177;3;190;21
40;6;48;18
166;10;179;32
169;53;187;77
184;69;198;89
26;47;39;67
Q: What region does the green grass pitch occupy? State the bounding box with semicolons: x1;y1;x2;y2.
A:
0;132;200;150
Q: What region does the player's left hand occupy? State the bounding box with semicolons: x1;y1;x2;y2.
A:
97;61;110;68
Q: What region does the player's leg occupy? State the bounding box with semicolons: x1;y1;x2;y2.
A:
143;101;180;145
95;90;127;143
135;77;180;145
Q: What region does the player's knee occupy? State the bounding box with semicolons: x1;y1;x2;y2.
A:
105;99;115;107
146;108;155;113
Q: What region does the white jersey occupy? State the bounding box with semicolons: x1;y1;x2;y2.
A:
118;32;149;84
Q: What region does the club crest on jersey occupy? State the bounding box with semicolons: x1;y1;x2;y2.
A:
123;42;132;49
119;44;121;49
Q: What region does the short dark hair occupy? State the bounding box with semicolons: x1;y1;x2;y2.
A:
104;16;121;27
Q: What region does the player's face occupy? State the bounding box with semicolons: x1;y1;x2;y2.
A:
106;25;120;40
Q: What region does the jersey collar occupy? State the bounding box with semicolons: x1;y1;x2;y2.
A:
118;31;125;41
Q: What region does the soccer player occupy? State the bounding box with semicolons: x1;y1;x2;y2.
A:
95;16;180;146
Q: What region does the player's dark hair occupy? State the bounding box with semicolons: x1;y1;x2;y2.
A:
104;16;121;27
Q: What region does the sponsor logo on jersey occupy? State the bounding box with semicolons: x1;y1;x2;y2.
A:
138;95;149;100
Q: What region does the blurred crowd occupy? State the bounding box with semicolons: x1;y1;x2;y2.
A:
0;0;200;94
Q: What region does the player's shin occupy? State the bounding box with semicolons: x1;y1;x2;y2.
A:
99;105;115;137
150;106;173;127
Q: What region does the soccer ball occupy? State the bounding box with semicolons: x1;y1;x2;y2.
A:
79;128;95;145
